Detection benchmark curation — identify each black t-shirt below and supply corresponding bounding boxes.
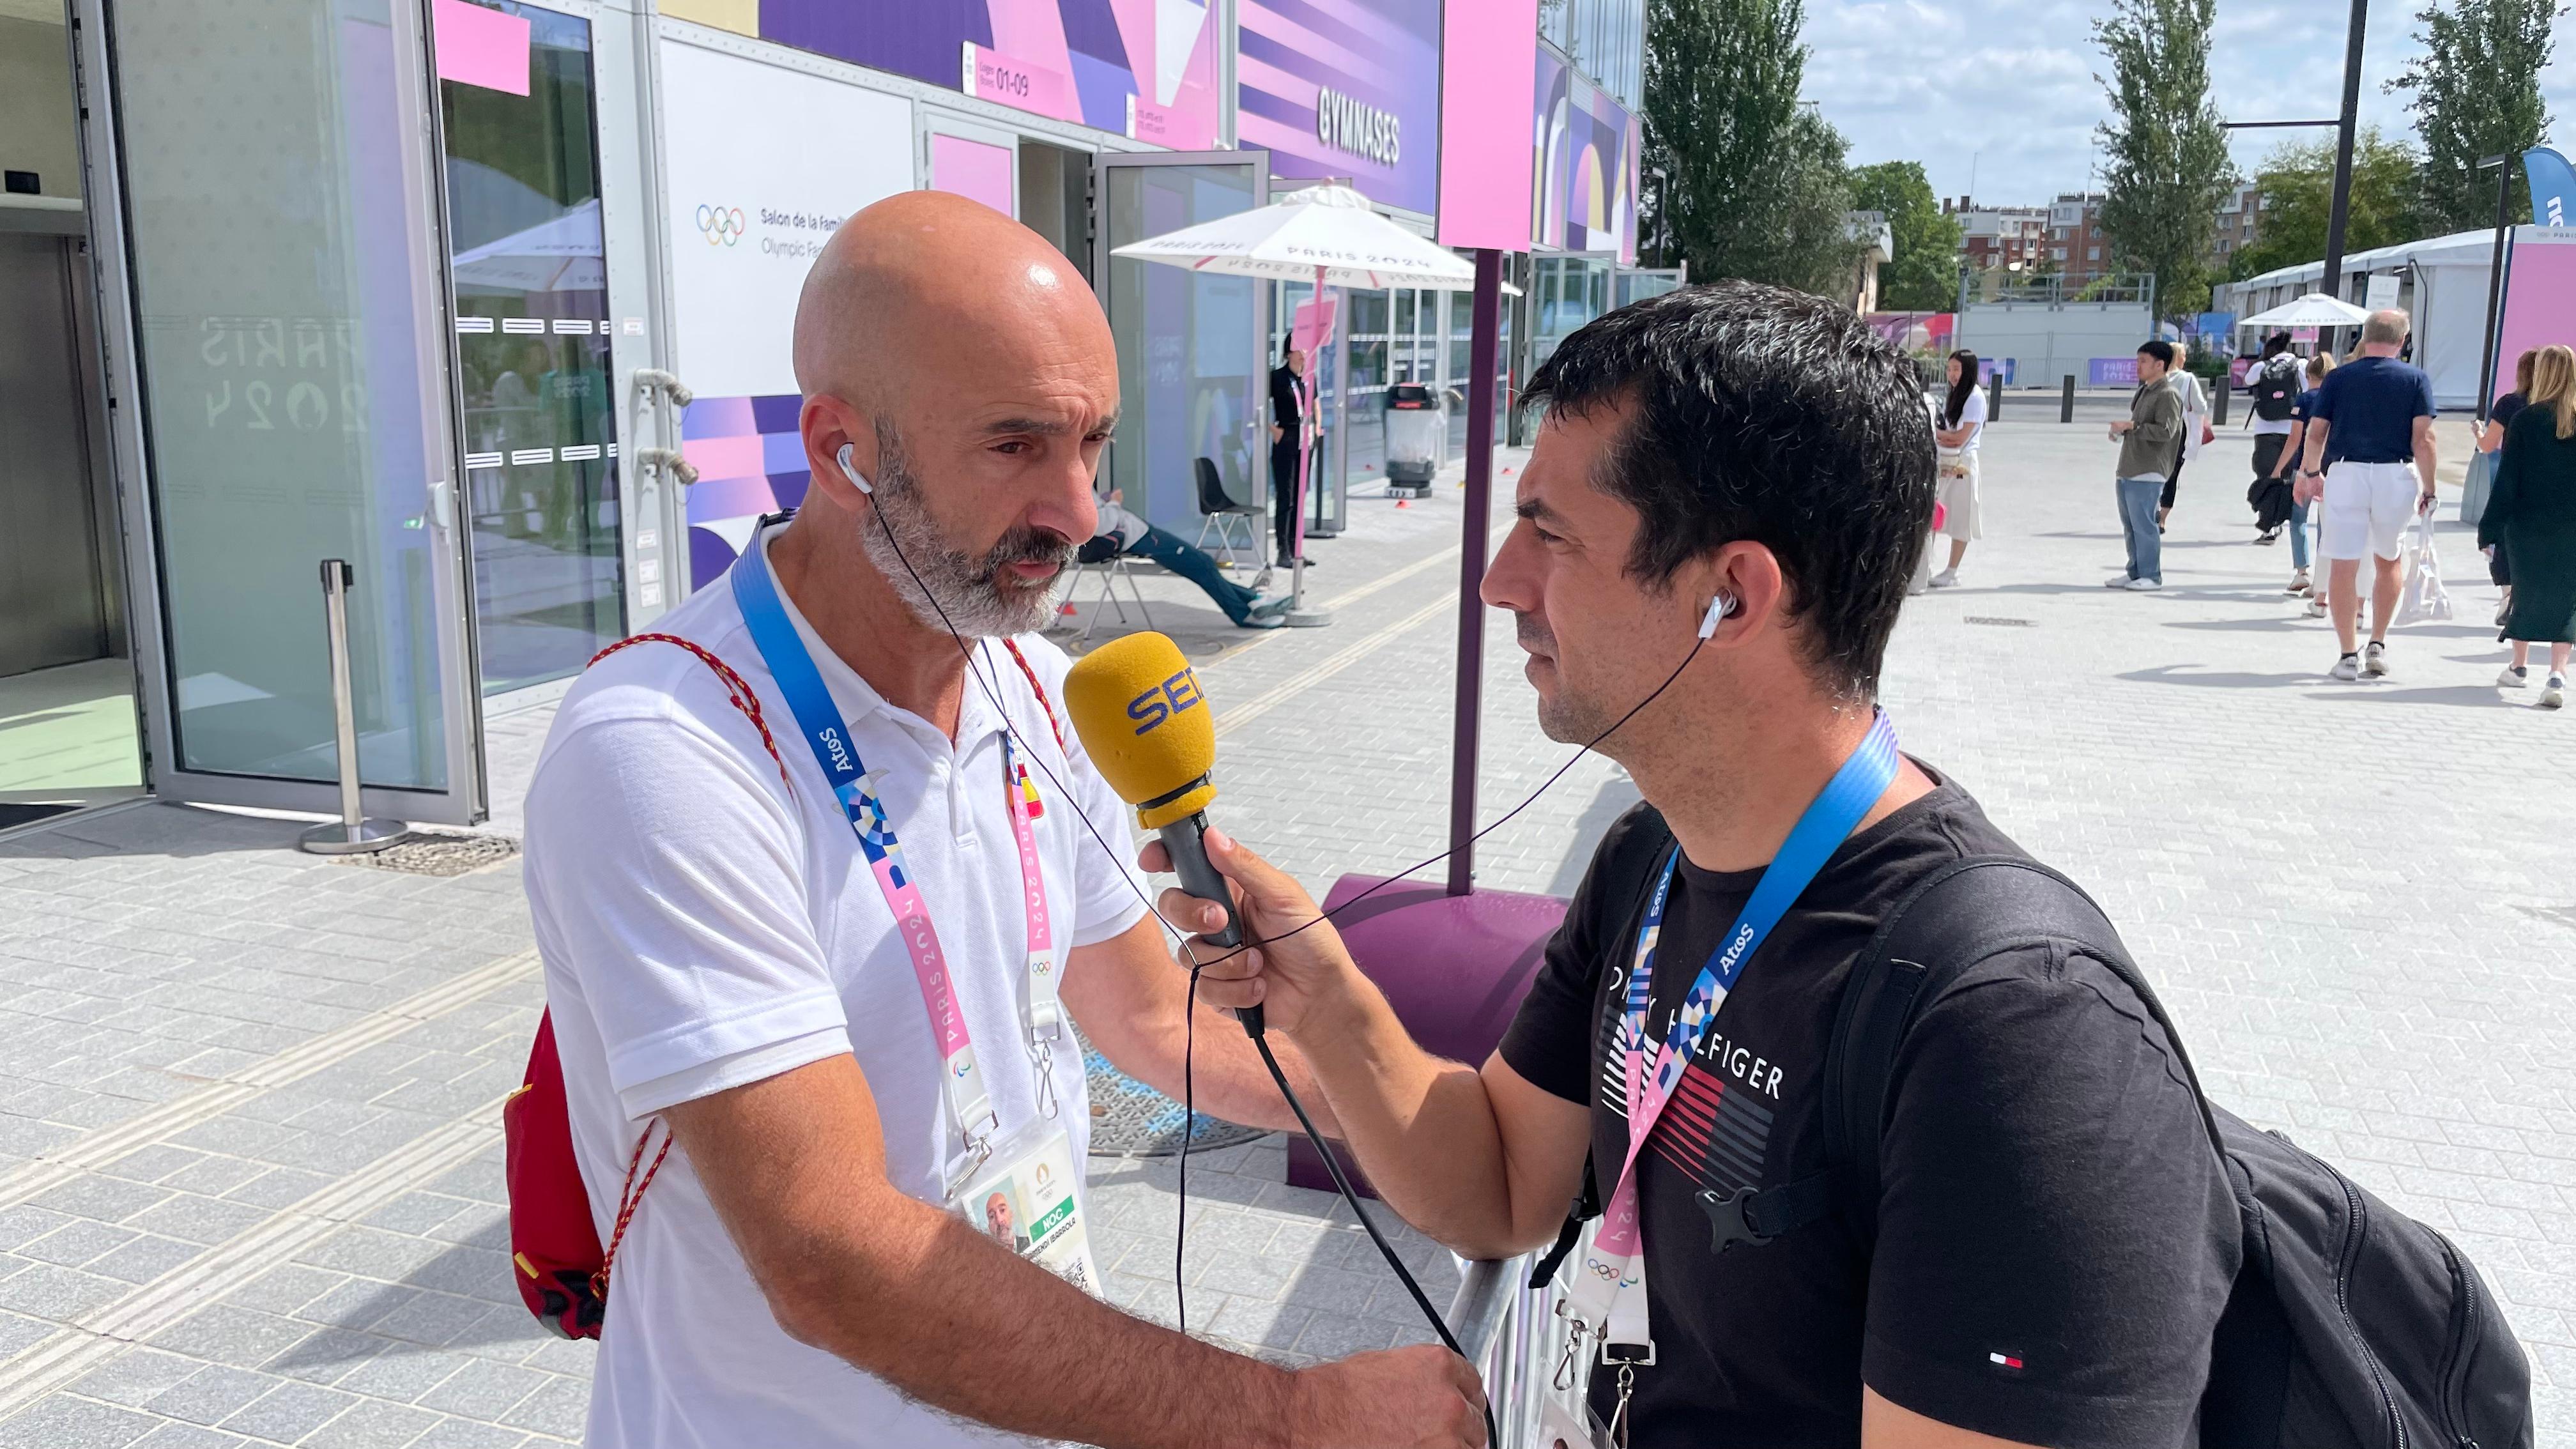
[1271,364,1303,436]
[2492,390,2528,433]
[1499,770,2237,1449]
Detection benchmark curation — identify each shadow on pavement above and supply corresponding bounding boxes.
[2117,665,2324,689]
[2302,686,2516,708]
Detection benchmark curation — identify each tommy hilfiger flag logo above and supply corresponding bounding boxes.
[1988,1352,2026,1371]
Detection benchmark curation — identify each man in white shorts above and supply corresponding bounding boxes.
[2294,309,2437,680]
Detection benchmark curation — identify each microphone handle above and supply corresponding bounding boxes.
[1157,814,1262,1038]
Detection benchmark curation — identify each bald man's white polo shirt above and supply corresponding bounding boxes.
[524,523,1145,1448]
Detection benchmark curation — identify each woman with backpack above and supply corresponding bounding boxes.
[2480,343,2576,707]
[1928,349,1986,588]
[2245,333,2302,544]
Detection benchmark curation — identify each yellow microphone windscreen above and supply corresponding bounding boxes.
[1063,632,1220,830]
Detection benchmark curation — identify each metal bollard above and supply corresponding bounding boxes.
[2062,374,2076,423]
[298,560,410,855]
[2215,373,2232,427]
[1986,371,2002,422]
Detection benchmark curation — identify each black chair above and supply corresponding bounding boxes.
[1192,456,1262,560]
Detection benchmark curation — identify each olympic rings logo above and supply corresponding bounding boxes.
[696,204,746,247]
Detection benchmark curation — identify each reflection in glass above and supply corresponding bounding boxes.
[1104,165,1259,536]
[441,1,625,696]
[112,0,450,786]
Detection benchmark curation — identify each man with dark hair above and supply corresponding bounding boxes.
[2107,341,2183,589]
[1148,282,2236,1448]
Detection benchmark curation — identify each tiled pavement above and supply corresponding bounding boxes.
[1,422,2571,1445]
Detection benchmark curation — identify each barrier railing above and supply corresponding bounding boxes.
[1445,1252,1571,1448]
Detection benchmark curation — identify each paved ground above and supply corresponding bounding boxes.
[0,417,2569,1446]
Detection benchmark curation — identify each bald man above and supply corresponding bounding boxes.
[523,194,1485,1448]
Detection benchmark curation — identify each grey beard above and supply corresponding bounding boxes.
[859,433,1073,638]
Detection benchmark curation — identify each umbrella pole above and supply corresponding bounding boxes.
[1445,248,1503,896]
[1285,263,1332,627]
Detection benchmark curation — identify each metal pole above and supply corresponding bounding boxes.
[2320,0,2368,302]
[298,560,410,855]
[2474,153,2514,422]
[1448,248,1503,898]
[2062,373,2076,422]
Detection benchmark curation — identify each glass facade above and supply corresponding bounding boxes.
[1538,0,1644,110]
[1275,278,1514,492]
[111,0,455,788]
[441,1,627,697]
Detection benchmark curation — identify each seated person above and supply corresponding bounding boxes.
[1081,489,1291,629]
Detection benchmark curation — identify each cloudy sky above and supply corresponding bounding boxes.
[1808,0,2576,207]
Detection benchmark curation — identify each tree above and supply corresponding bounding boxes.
[2092,0,2236,318]
[1641,0,1864,298]
[2390,0,2561,233]
[1847,160,1965,310]
[2229,129,2422,280]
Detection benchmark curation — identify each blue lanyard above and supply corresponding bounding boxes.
[1623,713,1903,1103]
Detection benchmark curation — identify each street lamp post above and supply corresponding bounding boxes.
[2474,153,2516,423]
[2223,0,2369,348]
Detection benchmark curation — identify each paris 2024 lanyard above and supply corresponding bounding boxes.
[732,536,1062,1190]
[1557,713,1900,1437]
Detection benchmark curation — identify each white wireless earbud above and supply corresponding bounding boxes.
[836,441,873,494]
[1698,592,1737,640]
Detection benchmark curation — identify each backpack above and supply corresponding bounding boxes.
[1538,847,2535,1448]
[503,615,1072,1340]
[2252,356,2301,422]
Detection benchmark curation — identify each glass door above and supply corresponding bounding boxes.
[76,0,485,825]
[1092,152,1267,547]
[436,0,628,698]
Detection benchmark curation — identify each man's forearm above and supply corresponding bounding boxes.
[2416,437,2437,493]
[1290,977,1532,1259]
[786,1186,1298,1449]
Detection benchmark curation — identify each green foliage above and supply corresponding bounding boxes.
[2390,0,2561,233]
[1641,0,1866,298]
[2229,129,2423,281]
[1848,160,1966,310]
[2093,0,2237,318]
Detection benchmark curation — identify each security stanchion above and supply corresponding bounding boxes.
[297,560,410,855]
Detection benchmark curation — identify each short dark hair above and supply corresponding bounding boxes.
[1520,280,1935,700]
[2264,332,2292,357]
[2138,340,2176,367]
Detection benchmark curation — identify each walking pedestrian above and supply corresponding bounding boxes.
[2158,341,2216,532]
[2108,341,2184,590]
[2474,350,2537,620]
[1270,343,1313,571]
[2295,309,2438,680]
[2480,343,2576,708]
[2245,334,2302,542]
[1927,348,1985,588]
[2273,353,2334,606]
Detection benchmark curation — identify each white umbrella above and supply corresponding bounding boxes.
[1111,185,1496,625]
[2236,291,2373,331]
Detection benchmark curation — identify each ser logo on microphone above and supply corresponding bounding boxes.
[1124,668,1204,735]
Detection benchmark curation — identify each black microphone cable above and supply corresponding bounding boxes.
[858,500,1704,1439]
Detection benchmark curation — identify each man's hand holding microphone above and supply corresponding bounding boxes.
[1063,634,1486,1449]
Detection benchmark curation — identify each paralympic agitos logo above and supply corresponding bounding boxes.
[696,204,746,247]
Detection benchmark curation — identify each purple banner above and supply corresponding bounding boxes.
[1238,0,1442,217]
[1532,46,1637,262]
[756,0,1218,147]
[2090,356,2139,386]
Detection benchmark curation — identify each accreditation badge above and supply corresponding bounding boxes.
[947,1122,1101,1298]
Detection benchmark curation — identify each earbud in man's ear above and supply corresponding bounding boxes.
[835,442,873,495]
[1698,592,1738,640]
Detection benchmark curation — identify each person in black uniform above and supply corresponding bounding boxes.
[1270,344,1311,567]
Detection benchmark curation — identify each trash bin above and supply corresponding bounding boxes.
[1383,383,1445,498]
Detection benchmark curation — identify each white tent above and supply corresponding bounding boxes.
[2214,229,2497,408]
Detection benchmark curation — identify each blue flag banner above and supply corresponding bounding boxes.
[2527,147,2575,229]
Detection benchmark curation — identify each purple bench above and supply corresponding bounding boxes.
[1282,874,1568,1197]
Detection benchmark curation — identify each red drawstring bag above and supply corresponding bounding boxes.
[502,629,1066,1339]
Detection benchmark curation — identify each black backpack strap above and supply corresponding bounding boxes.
[1819,856,2223,1241]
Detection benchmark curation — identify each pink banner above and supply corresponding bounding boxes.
[2494,234,2576,402]
[963,42,1081,124]
[432,0,530,96]
[931,133,1016,216]
[1435,0,1538,250]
